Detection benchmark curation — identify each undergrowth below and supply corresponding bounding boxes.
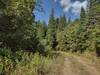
[0,48,64,75]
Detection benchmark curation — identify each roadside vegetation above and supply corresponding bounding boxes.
[0,48,65,75]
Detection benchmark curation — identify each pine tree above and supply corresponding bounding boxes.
[88,0,100,28]
[56,19,80,51]
[75,7,88,53]
[47,9,57,50]
[80,7,86,25]
[58,15,67,31]
[36,21,47,39]
[77,0,100,53]
[88,0,100,56]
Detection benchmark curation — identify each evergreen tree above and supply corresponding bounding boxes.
[57,20,80,51]
[87,0,100,29]
[75,7,88,53]
[36,21,47,53]
[47,9,57,50]
[88,0,100,55]
[58,15,67,31]
[55,18,60,31]
[75,0,100,53]
[36,21,47,39]
[80,7,86,25]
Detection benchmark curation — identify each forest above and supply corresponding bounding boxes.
[0,0,100,75]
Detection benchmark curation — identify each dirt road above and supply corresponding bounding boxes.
[62,54,100,75]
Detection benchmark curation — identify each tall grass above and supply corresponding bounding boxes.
[0,48,64,75]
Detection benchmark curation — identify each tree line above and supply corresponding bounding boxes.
[0,0,100,56]
[35,0,100,56]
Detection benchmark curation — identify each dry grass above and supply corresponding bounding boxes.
[73,51,100,73]
[60,52,100,75]
[0,50,65,75]
[47,54,65,75]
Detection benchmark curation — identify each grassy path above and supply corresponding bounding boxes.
[62,53,100,75]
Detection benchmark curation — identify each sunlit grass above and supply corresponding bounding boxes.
[0,48,65,75]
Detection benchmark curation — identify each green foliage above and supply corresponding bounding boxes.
[0,48,64,75]
[36,22,47,39]
[0,0,42,51]
[74,7,89,53]
[47,9,57,50]
[0,63,3,74]
[74,0,100,54]
[10,52,52,75]
[0,0,100,74]
[58,15,67,31]
[0,48,13,58]
[56,20,80,51]
[92,24,100,56]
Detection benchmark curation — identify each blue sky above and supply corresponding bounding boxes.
[34,0,88,24]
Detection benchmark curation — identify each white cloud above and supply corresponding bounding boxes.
[72,1,88,14]
[60,0,72,12]
[55,0,88,15]
[60,0,71,12]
